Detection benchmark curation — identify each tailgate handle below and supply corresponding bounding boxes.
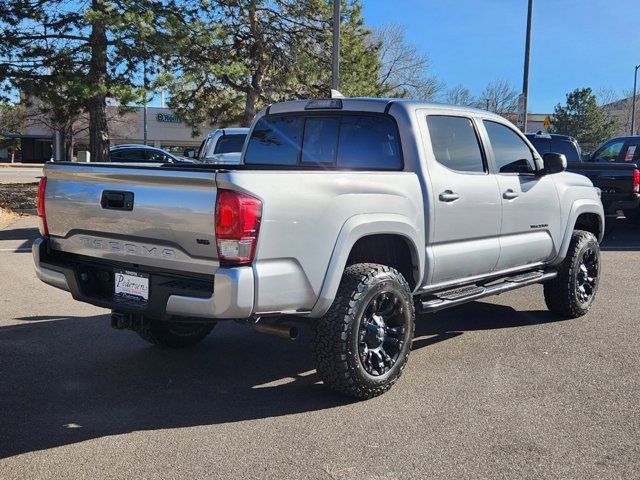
[101,191,134,211]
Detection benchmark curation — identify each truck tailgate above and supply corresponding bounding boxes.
[44,163,219,275]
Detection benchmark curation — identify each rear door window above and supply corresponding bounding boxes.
[244,114,402,170]
[426,115,485,173]
[622,141,640,162]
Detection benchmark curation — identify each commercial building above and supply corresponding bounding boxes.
[10,106,212,163]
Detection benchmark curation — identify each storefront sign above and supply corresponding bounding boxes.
[156,113,182,124]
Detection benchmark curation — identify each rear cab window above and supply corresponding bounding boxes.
[244,113,402,170]
[549,140,580,162]
[213,134,247,154]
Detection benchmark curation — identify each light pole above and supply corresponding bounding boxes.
[143,57,148,146]
[331,0,340,92]
[631,64,639,136]
[521,0,534,132]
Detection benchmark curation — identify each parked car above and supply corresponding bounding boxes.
[110,144,196,164]
[33,99,604,399]
[526,132,640,218]
[184,128,249,165]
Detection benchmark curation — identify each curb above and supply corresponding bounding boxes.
[0,164,45,168]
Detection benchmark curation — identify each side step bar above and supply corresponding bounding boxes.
[418,270,557,314]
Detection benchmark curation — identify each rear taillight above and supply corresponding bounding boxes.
[633,168,640,193]
[37,176,48,237]
[215,189,262,265]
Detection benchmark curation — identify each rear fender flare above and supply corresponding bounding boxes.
[309,213,423,317]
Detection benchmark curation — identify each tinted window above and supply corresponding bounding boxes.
[592,140,624,162]
[484,121,536,173]
[244,114,402,170]
[146,150,172,163]
[549,140,580,162]
[302,117,338,164]
[622,141,640,162]
[336,116,401,169]
[111,149,147,162]
[214,134,247,154]
[528,138,550,156]
[244,116,303,165]
[426,116,485,173]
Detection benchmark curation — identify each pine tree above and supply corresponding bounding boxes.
[552,88,618,152]
[162,0,383,130]
[0,0,187,160]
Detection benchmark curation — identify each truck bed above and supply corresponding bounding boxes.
[566,161,639,213]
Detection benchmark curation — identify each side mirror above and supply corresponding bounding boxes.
[183,147,196,158]
[541,152,567,174]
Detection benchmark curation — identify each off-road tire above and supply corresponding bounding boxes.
[136,318,216,348]
[544,230,600,318]
[313,263,415,399]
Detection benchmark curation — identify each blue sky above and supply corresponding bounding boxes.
[363,0,640,112]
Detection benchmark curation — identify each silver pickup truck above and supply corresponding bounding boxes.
[33,98,604,399]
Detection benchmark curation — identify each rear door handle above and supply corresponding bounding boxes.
[503,189,519,200]
[439,190,460,202]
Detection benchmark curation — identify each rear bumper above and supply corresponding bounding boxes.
[602,193,640,214]
[32,238,254,319]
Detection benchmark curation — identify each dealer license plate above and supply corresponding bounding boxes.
[114,270,149,302]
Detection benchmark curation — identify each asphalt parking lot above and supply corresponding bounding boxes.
[0,215,638,479]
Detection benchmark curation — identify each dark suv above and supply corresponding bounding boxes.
[525,132,582,162]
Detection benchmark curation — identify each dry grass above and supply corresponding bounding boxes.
[0,182,38,229]
[0,182,38,211]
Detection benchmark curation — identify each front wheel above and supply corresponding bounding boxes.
[136,318,216,348]
[313,263,415,399]
[544,230,600,318]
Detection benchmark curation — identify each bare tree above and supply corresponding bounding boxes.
[478,79,518,119]
[596,87,625,134]
[595,87,621,107]
[372,23,443,99]
[443,84,476,107]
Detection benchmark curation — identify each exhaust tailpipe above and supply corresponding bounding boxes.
[253,321,299,340]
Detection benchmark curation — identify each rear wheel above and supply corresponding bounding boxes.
[136,318,216,348]
[544,230,600,318]
[313,263,415,399]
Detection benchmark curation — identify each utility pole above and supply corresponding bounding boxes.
[332,0,340,92]
[631,64,639,136]
[520,0,534,132]
[143,57,148,145]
